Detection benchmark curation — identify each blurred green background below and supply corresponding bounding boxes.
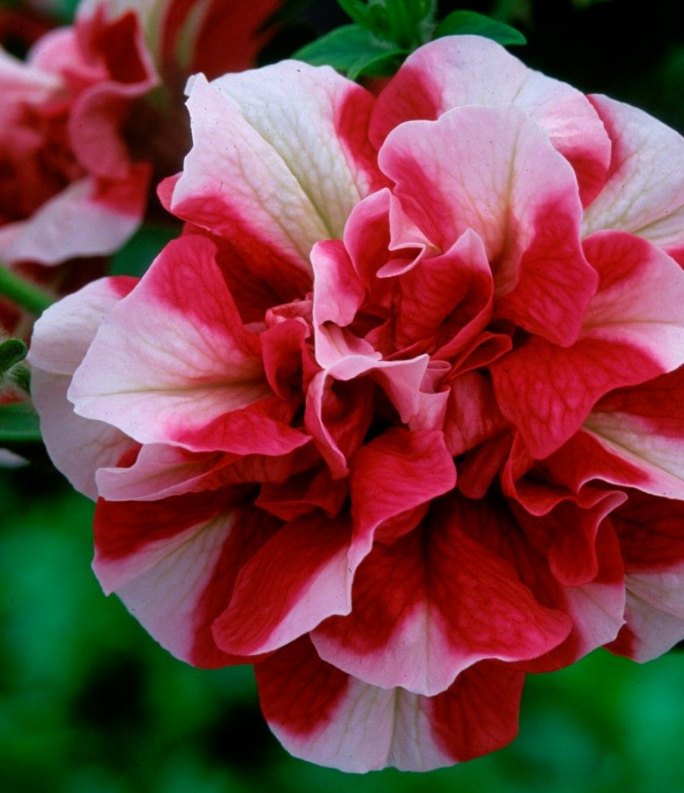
[4,0,684,790]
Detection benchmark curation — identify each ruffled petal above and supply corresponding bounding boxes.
[379,105,594,346]
[583,95,684,262]
[29,277,136,498]
[491,233,684,458]
[69,234,277,450]
[371,36,611,205]
[256,636,525,772]
[93,490,279,667]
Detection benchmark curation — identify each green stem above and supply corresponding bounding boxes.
[0,261,54,315]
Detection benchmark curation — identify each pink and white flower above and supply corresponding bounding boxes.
[29,35,684,771]
[0,3,156,268]
[0,0,281,337]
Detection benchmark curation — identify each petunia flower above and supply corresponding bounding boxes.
[29,35,684,771]
[0,4,156,269]
[0,0,281,337]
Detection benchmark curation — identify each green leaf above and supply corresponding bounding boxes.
[294,24,406,76]
[10,364,31,396]
[337,0,375,28]
[383,0,437,47]
[335,0,438,49]
[0,403,42,444]
[348,50,407,79]
[0,339,28,377]
[111,224,178,278]
[434,10,526,45]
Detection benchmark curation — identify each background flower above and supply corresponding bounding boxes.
[0,0,282,340]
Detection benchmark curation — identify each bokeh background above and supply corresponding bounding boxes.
[3,0,684,790]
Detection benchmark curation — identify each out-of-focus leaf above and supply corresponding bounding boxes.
[0,403,41,443]
[435,10,526,45]
[9,365,30,396]
[335,0,437,50]
[337,0,375,28]
[572,0,612,6]
[111,224,178,278]
[0,339,27,377]
[294,24,406,77]
[348,49,406,78]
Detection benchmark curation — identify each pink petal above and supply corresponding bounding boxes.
[215,431,454,659]
[69,234,273,450]
[159,0,281,78]
[326,348,431,424]
[608,589,684,662]
[209,62,382,233]
[342,188,394,296]
[31,371,133,501]
[371,36,611,205]
[0,168,150,266]
[96,444,227,501]
[612,490,684,571]
[68,8,159,180]
[606,490,684,659]
[491,233,684,458]
[505,473,627,587]
[394,229,494,354]
[168,63,380,293]
[443,371,509,457]
[256,636,525,772]
[348,427,456,563]
[462,493,624,671]
[585,366,684,499]
[555,524,626,664]
[584,95,684,262]
[546,428,684,501]
[261,315,311,400]
[28,277,136,498]
[304,372,374,478]
[166,74,314,292]
[256,466,347,522]
[29,276,136,376]
[211,513,353,656]
[616,564,684,662]
[93,491,279,667]
[96,441,317,503]
[0,47,61,113]
[379,106,594,346]
[313,493,569,695]
[311,239,366,333]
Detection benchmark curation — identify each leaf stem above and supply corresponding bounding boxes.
[0,261,54,315]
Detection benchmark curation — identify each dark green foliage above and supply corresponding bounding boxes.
[0,340,27,377]
[293,24,406,77]
[0,402,41,445]
[434,10,526,43]
[294,0,525,78]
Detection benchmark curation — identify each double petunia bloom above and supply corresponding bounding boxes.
[29,36,684,771]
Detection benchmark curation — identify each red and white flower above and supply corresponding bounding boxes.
[29,36,684,771]
[0,3,156,268]
[0,0,281,337]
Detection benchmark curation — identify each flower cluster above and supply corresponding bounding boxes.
[30,36,684,771]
